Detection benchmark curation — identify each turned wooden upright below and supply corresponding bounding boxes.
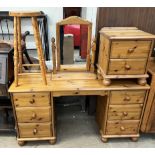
[9,11,47,86]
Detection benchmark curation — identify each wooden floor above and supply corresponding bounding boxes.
[9,72,150,96]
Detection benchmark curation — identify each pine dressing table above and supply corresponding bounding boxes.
[8,12,151,145]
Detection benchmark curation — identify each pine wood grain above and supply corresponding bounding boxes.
[97,27,155,86]
[108,59,147,75]
[108,104,143,120]
[18,122,52,138]
[110,90,146,104]
[9,11,42,17]
[100,28,155,40]
[17,17,22,73]
[32,17,47,85]
[106,120,139,135]
[13,92,50,107]
[111,40,151,59]
[8,73,150,93]
[51,38,57,74]
[56,16,92,72]
[13,16,18,87]
[16,107,51,123]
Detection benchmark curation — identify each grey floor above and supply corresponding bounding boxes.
[0,105,155,148]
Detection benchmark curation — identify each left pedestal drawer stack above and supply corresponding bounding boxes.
[11,92,56,146]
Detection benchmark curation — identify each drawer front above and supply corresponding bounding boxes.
[108,104,143,120]
[16,107,51,123]
[106,120,139,135]
[13,92,50,107]
[110,90,146,104]
[18,123,52,138]
[111,40,151,59]
[108,59,146,75]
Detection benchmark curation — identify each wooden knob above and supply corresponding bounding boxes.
[51,37,55,43]
[29,99,35,104]
[33,128,38,135]
[32,113,37,119]
[124,96,131,101]
[120,126,125,131]
[128,48,134,53]
[123,111,128,116]
[125,64,131,70]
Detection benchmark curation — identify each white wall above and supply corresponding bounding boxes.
[0,7,63,37]
[1,7,63,59]
[0,7,97,59]
[82,7,97,37]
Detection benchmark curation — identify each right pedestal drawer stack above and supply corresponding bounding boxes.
[96,87,149,142]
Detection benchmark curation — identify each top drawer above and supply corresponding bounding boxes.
[110,90,146,104]
[13,92,50,107]
[111,40,151,59]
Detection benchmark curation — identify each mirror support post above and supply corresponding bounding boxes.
[52,37,57,74]
[90,38,96,72]
[56,23,60,71]
[86,23,92,71]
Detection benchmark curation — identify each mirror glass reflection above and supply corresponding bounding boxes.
[60,24,88,65]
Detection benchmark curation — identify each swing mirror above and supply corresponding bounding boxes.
[55,16,92,72]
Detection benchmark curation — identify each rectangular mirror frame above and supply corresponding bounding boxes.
[55,16,92,72]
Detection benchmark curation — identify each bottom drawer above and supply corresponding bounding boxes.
[108,59,146,75]
[18,123,52,138]
[106,120,139,135]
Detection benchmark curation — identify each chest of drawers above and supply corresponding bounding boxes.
[97,27,155,86]
[96,89,148,142]
[11,92,56,146]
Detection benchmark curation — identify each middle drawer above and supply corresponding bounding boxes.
[108,104,143,120]
[16,107,51,123]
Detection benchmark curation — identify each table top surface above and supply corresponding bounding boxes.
[100,27,155,39]
[8,72,150,94]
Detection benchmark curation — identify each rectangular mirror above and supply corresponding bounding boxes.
[61,24,88,65]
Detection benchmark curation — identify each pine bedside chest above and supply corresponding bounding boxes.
[97,27,155,86]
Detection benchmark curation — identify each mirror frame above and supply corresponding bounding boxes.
[56,16,92,72]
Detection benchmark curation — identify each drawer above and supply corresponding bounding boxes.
[13,92,50,107]
[111,40,151,59]
[16,107,51,123]
[108,59,146,75]
[108,104,143,120]
[18,122,52,138]
[106,120,139,135]
[110,90,146,104]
